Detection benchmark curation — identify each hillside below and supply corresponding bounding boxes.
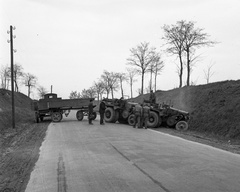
[0,89,34,130]
[133,80,240,140]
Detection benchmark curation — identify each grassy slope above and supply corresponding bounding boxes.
[0,89,34,130]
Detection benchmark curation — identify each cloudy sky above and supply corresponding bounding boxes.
[0,0,240,99]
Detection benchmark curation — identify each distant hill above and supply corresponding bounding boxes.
[132,80,240,140]
[0,89,34,130]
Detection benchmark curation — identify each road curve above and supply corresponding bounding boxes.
[25,111,240,192]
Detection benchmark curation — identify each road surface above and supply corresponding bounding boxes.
[25,111,240,192]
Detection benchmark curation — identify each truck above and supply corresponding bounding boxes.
[102,98,189,130]
[34,93,97,123]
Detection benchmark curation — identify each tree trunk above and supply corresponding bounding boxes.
[141,72,144,95]
[130,82,133,98]
[150,70,153,91]
[154,72,157,92]
[178,54,183,88]
[186,50,190,86]
[28,86,30,97]
[120,80,124,98]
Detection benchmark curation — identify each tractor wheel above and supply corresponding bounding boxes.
[176,121,189,131]
[127,114,135,126]
[52,112,62,122]
[92,112,97,120]
[148,111,159,128]
[76,110,84,121]
[104,107,115,122]
[166,115,177,127]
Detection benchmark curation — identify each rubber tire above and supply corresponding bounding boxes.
[166,115,177,127]
[92,112,97,120]
[148,111,159,128]
[127,114,135,126]
[176,121,189,131]
[76,110,84,121]
[52,112,62,122]
[104,107,115,122]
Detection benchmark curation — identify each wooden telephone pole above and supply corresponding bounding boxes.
[8,25,16,128]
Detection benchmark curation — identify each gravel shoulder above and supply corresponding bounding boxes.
[0,122,50,192]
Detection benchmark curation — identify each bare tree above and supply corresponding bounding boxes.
[101,70,119,99]
[153,54,164,92]
[81,87,97,98]
[108,72,119,99]
[126,68,137,98]
[162,20,217,87]
[127,42,156,95]
[0,64,10,89]
[116,72,128,98]
[162,22,185,88]
[13,63,24,92]
[37,86,48,99]
[204,63,215,84]
[94,80,105,101]
[101,70,111,98]
[181,21,217,86]
[24,73,37,97]
[69,91,81,99]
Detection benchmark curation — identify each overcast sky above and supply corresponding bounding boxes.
[1,0,240,99]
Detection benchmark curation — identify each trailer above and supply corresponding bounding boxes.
[34,93,96,123]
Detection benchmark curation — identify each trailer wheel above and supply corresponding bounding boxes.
[92,112,97,120]
[167,115,177,127]
[127,114,135,126]
[40,116,44,122]
[76,110,84,121]
[148,111,159,128]
[52,112,62,122]
[104,107,115,122]
[176,121,189,131]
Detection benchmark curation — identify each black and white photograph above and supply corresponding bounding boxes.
[0,0,240,191]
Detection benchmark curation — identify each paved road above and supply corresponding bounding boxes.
[25,111,240,192]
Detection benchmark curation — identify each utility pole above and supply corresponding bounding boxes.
[7,25,16,129]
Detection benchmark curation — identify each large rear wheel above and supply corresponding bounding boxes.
[148,111,159,128]
[104,107,115,122]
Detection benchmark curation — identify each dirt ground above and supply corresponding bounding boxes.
[0,122,240,192]
[0,122,49,192]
